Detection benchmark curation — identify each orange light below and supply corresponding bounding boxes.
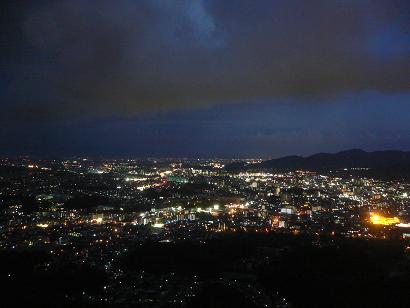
[370,213,399,225]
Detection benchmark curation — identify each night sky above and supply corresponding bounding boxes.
[1,0,409,158]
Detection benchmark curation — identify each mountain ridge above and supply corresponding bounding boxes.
[225,149,410,180]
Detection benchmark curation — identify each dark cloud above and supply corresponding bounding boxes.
[1,0,409,121]
[2,91,409,157]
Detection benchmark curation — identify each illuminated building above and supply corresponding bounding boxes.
[369,213,400,226]
[36,223,49,228]
[91,213,104,224]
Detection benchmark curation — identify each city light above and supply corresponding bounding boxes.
[152,223,164,228]
[92,217,103,224]
[370,213,400,226]
[36,223,49,228]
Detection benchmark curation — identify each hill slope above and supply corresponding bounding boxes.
[225,149,410,180]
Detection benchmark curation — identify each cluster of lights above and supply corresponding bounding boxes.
[91,217,103,224]
[36,223,49,228]
[370,213,400,226]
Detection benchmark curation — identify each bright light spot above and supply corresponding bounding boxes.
[370,213,400,225]
[92,217,103,224]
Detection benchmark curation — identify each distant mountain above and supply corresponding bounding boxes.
[225,149,410,180]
